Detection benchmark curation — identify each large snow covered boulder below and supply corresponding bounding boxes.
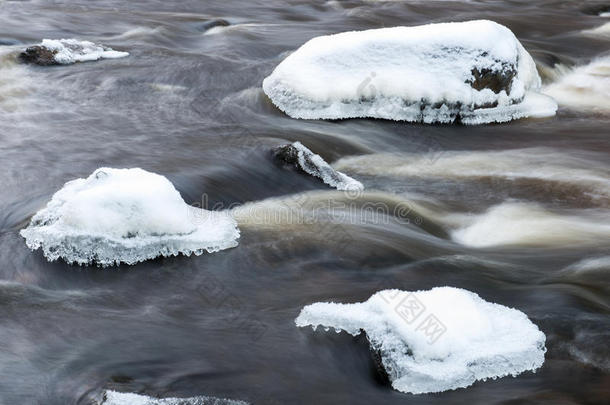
[296,286,546,394]
[273,141,363,191]
[263,20,557,124]
[20,168,239,266]
[19,39,128,66]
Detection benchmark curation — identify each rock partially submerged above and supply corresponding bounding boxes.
[99,390,249,405]
[296,287,546,394]
[263,20,557,124]
[197,19,231,32]
[20,168,239,267]
[19,39,128,66]
[273,142,363,191]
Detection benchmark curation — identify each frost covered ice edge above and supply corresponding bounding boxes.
[263,20,557,124]
[20,168,240,267]
[99,390,249,405]
[295,286,546,394]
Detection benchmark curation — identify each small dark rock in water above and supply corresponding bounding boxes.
[273,143,301,167]
[109,375,133,384]
[272,142,363,191]
[197,19,230,32]
[18,45,59,66]
[0,38,21,46]
[580,4,610,15]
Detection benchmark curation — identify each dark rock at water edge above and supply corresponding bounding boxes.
[272,142,363,191]
[197,19,230,32]
[273,143,301,167]
[357,332,392,387]
[580,4,610,15]
[18,45,59,66]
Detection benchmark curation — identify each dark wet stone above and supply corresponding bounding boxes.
[273,143,300,167]
[197,19,230,32]
[18,45,59,66]
[272,142,348,188]
[469,63,517,94]
[109,375,133,384]
[581,5,610,15]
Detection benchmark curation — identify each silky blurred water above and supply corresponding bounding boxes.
[0,0,609,404]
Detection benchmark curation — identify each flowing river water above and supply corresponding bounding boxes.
[0,0,609,404]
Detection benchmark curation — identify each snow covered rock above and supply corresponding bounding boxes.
[263,20,557,124]
[296,287,546,394]
[19,39,128,66]
[273,141,363,191]
[20,168,239,267]
[99,390,249,405]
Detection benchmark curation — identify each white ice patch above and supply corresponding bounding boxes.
[20,168,239,266]
[543,56,610,113]
[100,390,249,405]
[290,142,363,191]
[263,20,557,124]
[39,39,129,64]
[451,202,610,248]
[296,286,546,394]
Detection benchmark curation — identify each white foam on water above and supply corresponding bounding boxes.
[263,20,557,124]
[101,390,248,405]
[450,202,610,248]
[334,148,610,200]
[111,27,165,40]
[290,142,364,191]
[230,189,436,230]
[38,39,129,64]
[582,22,610,38]
[296,286,546,394]
[543,56,610,112]
[20,168,240,267]
[0,48,32,112]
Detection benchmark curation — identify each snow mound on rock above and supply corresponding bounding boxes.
[263,20,557,124]
[20,168,239,267]
[296,286,546,394]
[22,39,128,65]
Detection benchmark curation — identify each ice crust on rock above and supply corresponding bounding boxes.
[273,141,363,191]
[296,286,546,394]
[100,390,249,405]
[20,39,128,65]
[263,20,557,124]
[20,168,239,267]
